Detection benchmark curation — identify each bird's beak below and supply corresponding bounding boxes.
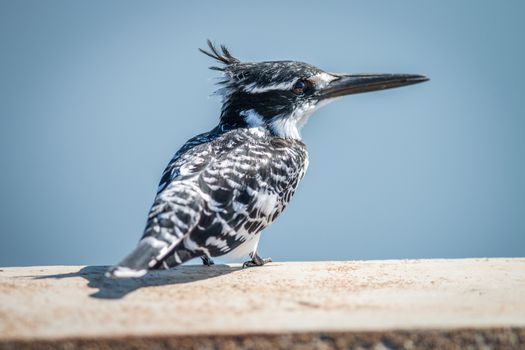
[319,73,429,100]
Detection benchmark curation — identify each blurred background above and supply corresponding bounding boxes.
[0,1,524,267]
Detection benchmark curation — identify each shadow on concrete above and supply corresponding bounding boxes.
[34,264,241,299]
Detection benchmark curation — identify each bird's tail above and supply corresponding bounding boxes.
[106,183,202,278]
[105,237,175,278]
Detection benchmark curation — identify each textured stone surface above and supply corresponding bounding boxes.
[0,259,524,349]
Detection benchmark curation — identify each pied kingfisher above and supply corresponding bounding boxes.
[107,40,428,277]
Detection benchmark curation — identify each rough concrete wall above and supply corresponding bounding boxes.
[2,329,525,350]
[1,259,524,349]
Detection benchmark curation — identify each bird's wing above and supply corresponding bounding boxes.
[182,135,309,258]
[106,129,251,277]
[156,130,220,194]
[107,129,307,277]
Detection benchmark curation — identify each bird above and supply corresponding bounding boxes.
[106,40,428,278]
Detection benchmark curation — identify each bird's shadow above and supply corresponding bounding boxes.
[33,264,241,300]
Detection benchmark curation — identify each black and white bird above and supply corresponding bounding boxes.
[107,41,428,278]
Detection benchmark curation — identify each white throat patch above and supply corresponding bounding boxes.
[270,98,335,140]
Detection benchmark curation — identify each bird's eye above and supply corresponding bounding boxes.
[292,80,307,95]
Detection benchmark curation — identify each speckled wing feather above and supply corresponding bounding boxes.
[170,130,308,263]
[107,127,308,277]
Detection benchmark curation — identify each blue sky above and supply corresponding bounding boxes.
[0,1,524,266]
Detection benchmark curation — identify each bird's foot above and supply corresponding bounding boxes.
[201,256,215,266]
[242,253,272,268]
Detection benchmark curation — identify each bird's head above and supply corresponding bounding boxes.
[200,41,428,139]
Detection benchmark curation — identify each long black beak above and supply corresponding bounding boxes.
[319,74,429,100]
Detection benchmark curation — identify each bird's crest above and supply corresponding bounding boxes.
[199,40,240,71]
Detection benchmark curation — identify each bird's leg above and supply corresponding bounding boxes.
[201,256,215,266]
[242,252,272,268]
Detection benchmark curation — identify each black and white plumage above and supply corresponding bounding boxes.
[107,40,428,277]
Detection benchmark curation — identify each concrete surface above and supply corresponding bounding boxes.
[0,258,524,349]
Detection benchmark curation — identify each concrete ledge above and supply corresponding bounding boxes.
[3,329,525,350]
[1,259,524,349]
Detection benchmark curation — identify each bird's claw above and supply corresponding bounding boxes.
[242,256,272,269]
[201,256,215,266]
